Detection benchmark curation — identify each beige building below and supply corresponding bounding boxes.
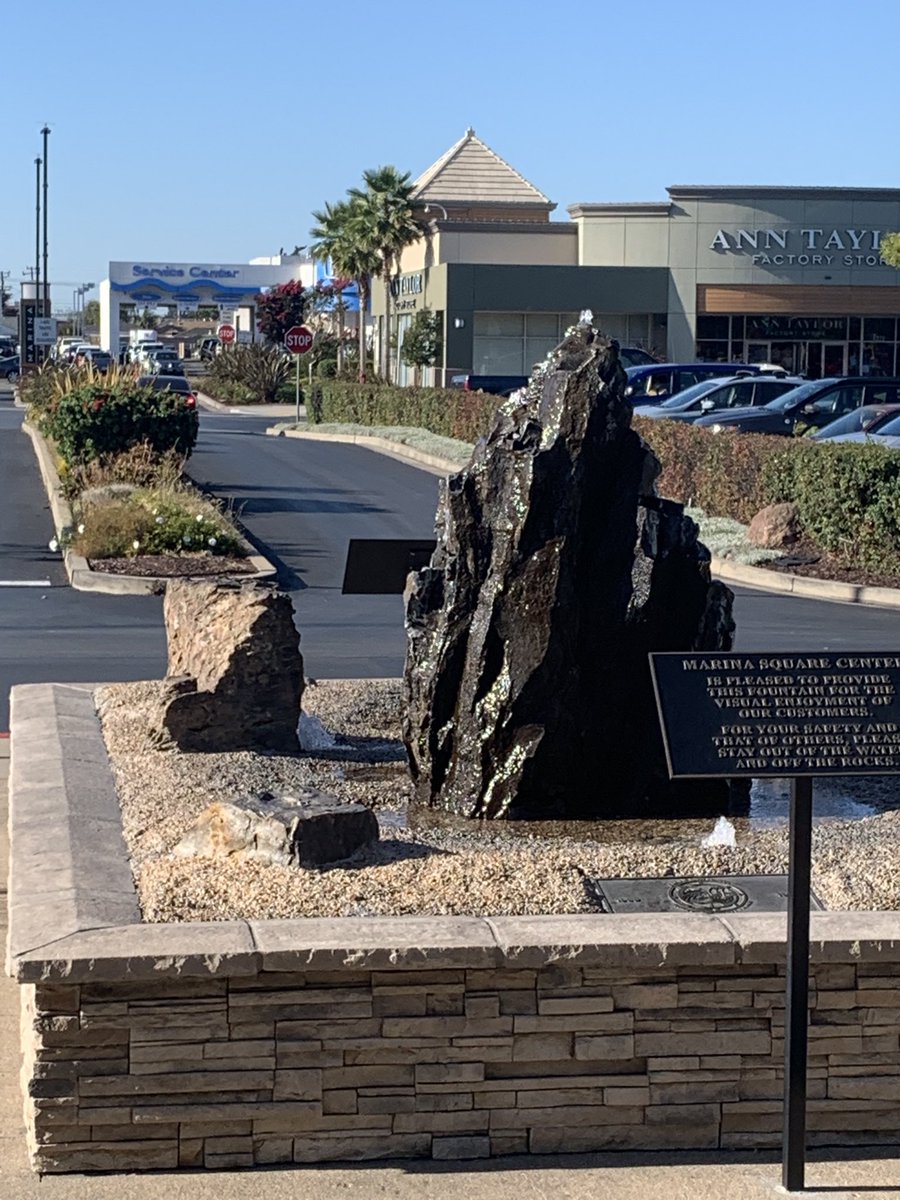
[377,130,900,384]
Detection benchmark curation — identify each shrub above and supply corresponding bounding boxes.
[762,439,900,574]
[39,379,198,466]
[205,343,291,403]
[635,418,900,576]
[72,483,245,560]
[62,442,185,501]
[315,381,497,443]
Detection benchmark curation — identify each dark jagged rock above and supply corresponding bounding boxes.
[402,324,736,819]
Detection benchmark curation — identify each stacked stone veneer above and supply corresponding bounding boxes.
[19,952,900,1172]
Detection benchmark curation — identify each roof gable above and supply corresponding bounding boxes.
[413,128,552,208]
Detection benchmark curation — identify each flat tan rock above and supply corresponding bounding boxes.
[172,790,378,868]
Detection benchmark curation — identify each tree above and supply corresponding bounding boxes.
[83,300,100,328]
[400,309,441,385]
[348,166,424,382]
[310,198,380,383]
[255,281,308,345]
[881,233,900,268]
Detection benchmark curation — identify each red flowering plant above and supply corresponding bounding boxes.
[255,281,310,345]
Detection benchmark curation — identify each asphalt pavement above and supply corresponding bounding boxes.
[184,411,443,679]
[0,394,165,729]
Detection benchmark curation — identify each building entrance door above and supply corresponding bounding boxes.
[800,343,846,379]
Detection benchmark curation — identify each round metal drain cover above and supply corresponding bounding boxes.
[668,878,751,914]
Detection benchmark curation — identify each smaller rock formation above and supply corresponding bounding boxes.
[149,580,303,753]
[747,502,802,549]
[173,789,378,868]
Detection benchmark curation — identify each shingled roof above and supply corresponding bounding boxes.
[413,128,554,213]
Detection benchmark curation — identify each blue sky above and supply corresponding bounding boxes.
[3,0,897,312]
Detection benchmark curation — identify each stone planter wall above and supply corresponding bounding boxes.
[8,683,900,1173]
[19,953,900,1172]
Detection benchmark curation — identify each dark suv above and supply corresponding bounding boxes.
[694,378,900,435]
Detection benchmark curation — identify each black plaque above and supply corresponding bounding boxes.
[649,651,900,778]
[588,875,821,915]
[341,538,437,595]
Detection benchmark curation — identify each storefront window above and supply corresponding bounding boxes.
[697,316,729,340]
[475,313,524,338]
[526,314,558,337]
[696,340,731,362]
[864,318,895,343]
[861,342,894,376]
[473,311,658,374]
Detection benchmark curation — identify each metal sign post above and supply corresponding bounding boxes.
[649,651,900,1195]
[783,775,813,1192]
[295,352,301,424]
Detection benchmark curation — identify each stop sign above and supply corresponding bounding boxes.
[285,325,313,354]
[218,324,236,344]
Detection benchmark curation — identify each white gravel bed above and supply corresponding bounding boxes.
[95,680,900,922]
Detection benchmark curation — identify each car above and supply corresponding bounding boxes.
[694,378,900,436]
[129,341,166,365]
[0,353,20,382]
[624,362,771,404]
[198,336,221,363]
[811,409,900,448]
[146,349,183,376]
[635,375,804,422]
[73,346,112,371]
[617,346,659,368]
[137,374,197,408]
[810,404,900,441]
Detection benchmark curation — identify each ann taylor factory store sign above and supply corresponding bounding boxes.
[710,228,889,267]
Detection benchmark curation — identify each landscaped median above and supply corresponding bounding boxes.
[19,364,275,594]
[7,681,900,1172]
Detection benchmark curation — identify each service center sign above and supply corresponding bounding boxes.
[650,652,900,778]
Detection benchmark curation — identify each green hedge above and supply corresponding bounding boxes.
[312,381,498,444]
[40,381,199,465]
[635,417,900,576]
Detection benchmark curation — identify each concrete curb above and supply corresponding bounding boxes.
[267,425,467,475]
[265,425,900,610]
[23,419,277,594]
[197,390,302,419]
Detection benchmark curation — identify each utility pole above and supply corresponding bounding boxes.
[41,126,50,318]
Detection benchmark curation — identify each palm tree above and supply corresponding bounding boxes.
[310,201,350,373]
[310,199,380,383]
[348,167,425,382]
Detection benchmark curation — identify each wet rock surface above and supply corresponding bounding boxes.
[403,324,735,820]
[149,579,304,753]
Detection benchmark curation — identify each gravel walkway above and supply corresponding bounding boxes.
[95,680,900,922]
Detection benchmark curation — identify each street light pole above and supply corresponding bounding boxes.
[41,126,50,319]
[34,157,41,317]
